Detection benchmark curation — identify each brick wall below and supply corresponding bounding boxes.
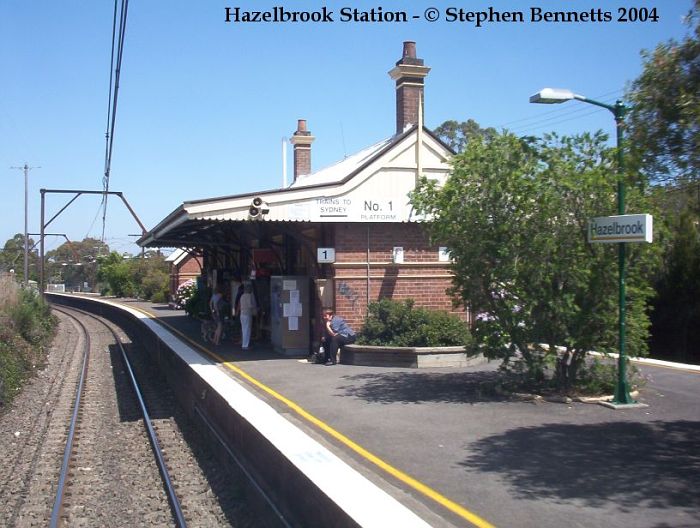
[294,147,311,179]
[332,223,464,330]
[396,85,422,134]
[169,255,202,297]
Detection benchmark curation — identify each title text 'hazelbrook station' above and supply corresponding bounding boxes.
[224,6,659,26]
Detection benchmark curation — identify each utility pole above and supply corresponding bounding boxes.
[10,163,40,287]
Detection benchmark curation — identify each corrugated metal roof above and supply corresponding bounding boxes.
[289,136,394,189]
[138,127,453,248]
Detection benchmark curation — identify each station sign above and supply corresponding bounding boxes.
[588,214,653,244]
[317,247,336,263]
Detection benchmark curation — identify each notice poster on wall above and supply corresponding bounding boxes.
[283,299,302,318]
[271,276,309,355]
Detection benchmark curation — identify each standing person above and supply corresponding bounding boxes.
[321,309,356,365]
[209,286,224,346]
[238,282,257,350]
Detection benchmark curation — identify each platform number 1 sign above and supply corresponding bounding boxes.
[317,248,336,263]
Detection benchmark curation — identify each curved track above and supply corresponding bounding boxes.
[0,305,262,527]
[49,305,186,527]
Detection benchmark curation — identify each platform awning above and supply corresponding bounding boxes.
[138,126,452,249]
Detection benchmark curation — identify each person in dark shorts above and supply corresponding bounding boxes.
[321,309,356,365]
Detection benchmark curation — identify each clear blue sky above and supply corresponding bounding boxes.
[0,0,694,256]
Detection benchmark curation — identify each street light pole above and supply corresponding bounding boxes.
[530,89,634,404]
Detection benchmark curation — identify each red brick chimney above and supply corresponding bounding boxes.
[389,41,431,135]
[290,119,315,180]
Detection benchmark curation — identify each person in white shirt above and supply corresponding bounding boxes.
[238,282,257,349]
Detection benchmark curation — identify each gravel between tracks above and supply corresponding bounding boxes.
[0,307,261,527]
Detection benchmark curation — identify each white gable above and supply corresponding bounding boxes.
[184,128,451,225]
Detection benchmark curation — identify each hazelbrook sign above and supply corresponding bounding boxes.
[588,214,653,244]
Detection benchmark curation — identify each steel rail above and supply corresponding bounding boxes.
[50,306,187,528]
[49,307,91,528]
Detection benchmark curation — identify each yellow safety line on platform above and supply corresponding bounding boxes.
[132,306,495,528]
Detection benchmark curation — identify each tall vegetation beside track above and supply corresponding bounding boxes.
[96,251,170,303]
[0,274,57,410]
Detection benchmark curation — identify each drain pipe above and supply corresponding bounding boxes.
[366,225,371,306]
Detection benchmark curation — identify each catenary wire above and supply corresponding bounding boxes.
[101,0,130,244]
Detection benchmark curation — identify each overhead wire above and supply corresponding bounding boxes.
[85,202,107,241]
[101,0,130,246]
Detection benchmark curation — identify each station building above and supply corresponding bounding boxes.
[165,248,202,298]
[138,41,463,354]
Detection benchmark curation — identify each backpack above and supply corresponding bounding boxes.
[309,346,326,364]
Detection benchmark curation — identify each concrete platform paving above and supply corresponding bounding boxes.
[117,299,700,528]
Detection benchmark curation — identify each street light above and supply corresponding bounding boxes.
[530,87,634,405]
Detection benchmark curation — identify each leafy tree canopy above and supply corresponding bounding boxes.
[0,234,38,281]
[96,250,169,302]
[45,238,109,291]
[626,0,700,186]
[411,130,661,389]
[433,119,497,153]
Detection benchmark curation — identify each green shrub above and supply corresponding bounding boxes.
[0,277,57,410]
[151,290,168,304]
[8,288,56,345]
[139,268,169,302]
[358,299,472,348]
[185,285,210,318]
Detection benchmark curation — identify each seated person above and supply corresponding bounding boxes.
[321,309,356,365]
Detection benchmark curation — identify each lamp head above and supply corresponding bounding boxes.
[529,88,576,104]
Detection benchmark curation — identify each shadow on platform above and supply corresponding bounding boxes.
[461,420,700,514]
[336,370,505,404]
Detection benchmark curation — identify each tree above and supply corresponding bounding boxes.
[649,207,700,363]
[626,1,700,186]
[0,234,38,282]
[411,131,661,390]
[95,250,169,302]
[625,1,700,364]
[96,251,135,297]
[45,238,109,291]
[433,119,497,153]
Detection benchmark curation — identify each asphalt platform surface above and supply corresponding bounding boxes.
[123,300,700,528]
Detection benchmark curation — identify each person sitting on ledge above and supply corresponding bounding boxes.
[321,308,356,365]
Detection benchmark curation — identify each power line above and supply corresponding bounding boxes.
[102,0,130,244]
[497,89,624,130]
[508,106,610,136]
[495,90,625,136]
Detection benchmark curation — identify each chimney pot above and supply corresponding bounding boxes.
[403,41,416,59]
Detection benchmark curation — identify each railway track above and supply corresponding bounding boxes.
[0,305,263,527]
